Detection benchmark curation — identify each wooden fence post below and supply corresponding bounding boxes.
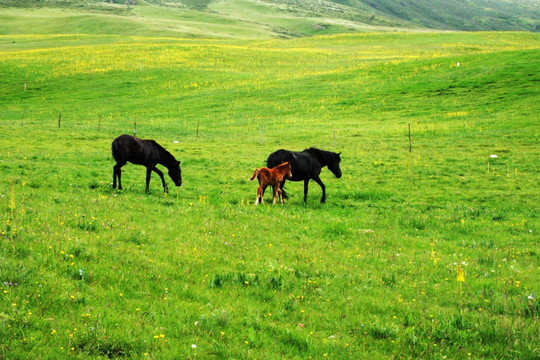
[408,123,412,153]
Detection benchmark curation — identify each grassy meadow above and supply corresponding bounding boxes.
[0,31,539,359]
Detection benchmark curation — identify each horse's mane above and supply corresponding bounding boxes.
[149,140,177,165]
[303,147,341,166]
[303,148,328,164]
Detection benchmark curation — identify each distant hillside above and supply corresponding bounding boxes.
[149,0,540,31]
[0,0,538,38]
[330,0,540,31]
[257,0,540,31]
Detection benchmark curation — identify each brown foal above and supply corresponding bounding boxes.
[249,162,292,205]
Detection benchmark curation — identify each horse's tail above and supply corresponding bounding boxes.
[111,137,121,162]
[249,169,261,181]
[267,151,284,168]
[112,134,132,163]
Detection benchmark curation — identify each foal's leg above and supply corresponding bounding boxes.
[277,183,284,204]
[255,178,266,205]
[256,184,265,205]
[272,184,280,204]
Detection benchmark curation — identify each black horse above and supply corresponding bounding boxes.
[112,134,182,193]
[266,148,342,203]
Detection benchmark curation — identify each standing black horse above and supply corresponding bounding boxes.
[112,134,182,193]
[266,148,342,203]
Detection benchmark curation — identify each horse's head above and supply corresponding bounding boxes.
[328,152,342,178]
[168,161,182,186]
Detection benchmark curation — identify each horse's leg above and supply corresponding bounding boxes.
[303,179,310,202]
[279,179,287,200]
[312,176,326,203]
[277,184,284,204]
[272,185,278,204]
[151,166,168,193]
[145,167,152,193]
[113,163,124,190]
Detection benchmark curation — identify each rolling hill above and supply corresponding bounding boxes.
[0,0,538,39]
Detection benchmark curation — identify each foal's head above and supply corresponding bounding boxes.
[168,161,182,186]
[281,162,292,179]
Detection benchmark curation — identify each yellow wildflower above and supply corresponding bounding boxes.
[457,266,465,282]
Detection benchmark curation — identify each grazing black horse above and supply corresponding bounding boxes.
[266,148,342,203]
[112,134,182,193]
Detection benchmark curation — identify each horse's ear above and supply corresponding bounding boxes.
[338,152,341,156]
[177,161,181,165]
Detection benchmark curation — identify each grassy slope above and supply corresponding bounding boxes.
[0,31,539,359]
[0,0,408,39]
[0,6,284,39]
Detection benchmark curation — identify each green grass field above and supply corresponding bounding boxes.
[0,30,539,359]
